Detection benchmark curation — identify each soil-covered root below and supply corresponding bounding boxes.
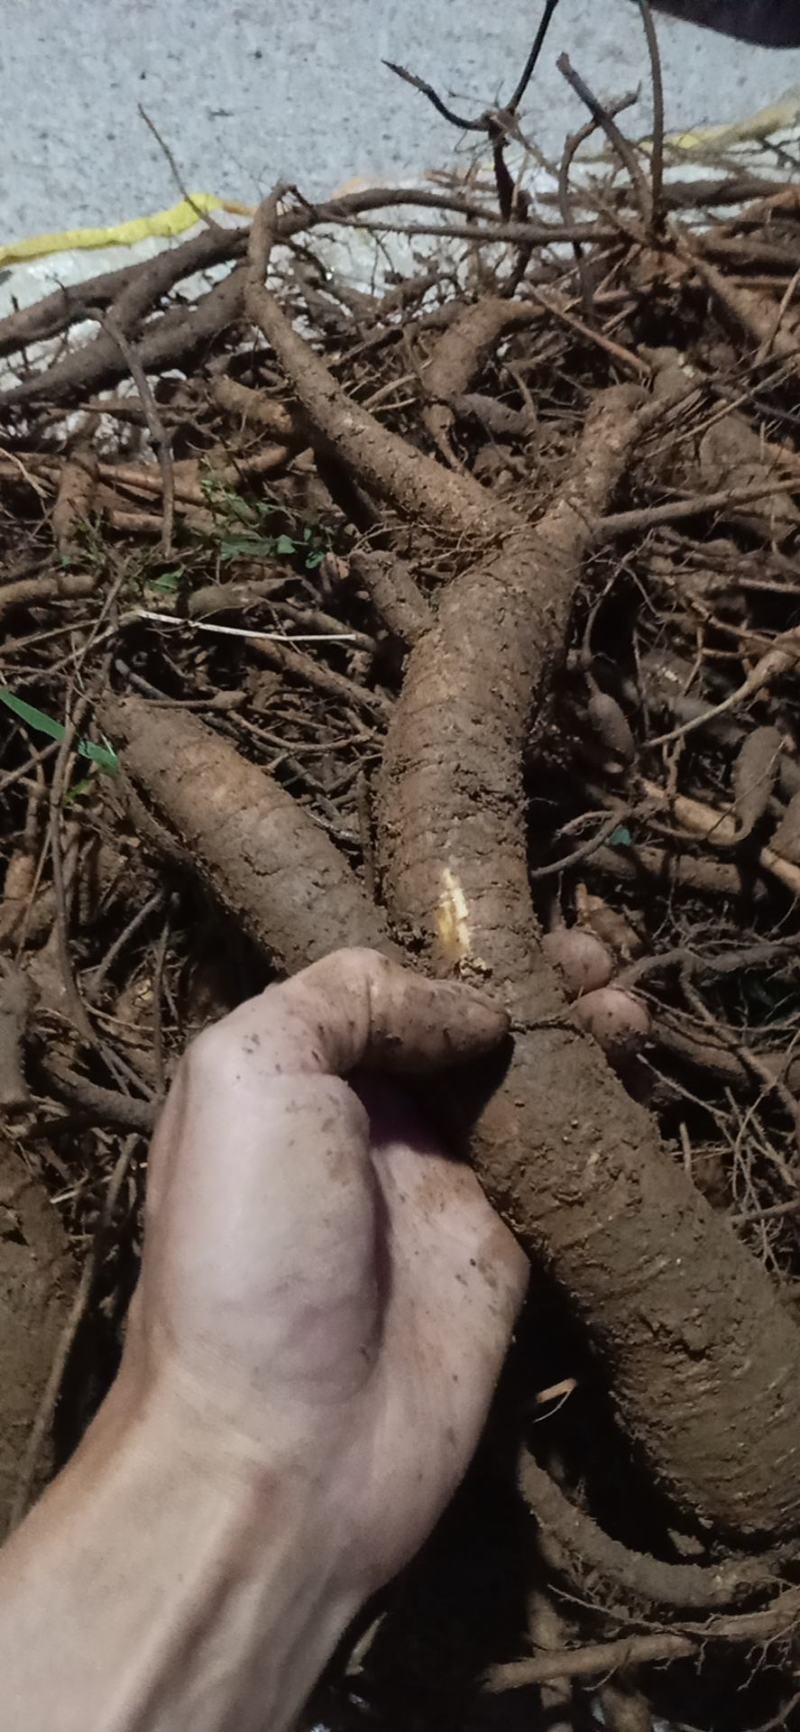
[376,383,800,1542]
[519,1451,778,1611]
[421,296,543,460]
[99,695,392,973]
[0,1140,75,1533]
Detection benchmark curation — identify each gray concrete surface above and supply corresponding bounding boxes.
[2,1,800,239]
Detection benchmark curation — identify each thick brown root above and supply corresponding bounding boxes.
[0,1141,74,1532]
[376,383,800,1541]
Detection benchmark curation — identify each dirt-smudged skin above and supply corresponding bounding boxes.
[377,384,800,1541]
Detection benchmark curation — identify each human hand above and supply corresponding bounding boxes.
[0,949,528,1732]
[122,947,528,1598]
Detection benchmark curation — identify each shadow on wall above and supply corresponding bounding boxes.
[650,0,800,45]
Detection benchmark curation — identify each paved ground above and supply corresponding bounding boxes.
[2,1,799,239]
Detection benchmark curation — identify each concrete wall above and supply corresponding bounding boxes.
[3,0,799,237]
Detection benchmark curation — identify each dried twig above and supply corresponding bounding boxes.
[487,1583,800,1692]
[386,2,562,221]
[640,777,800,897]
[636,1,664,233]
[47,704,94,1048]
[557,91,639,318]
[597,474,800,540]
[509,0,563,112]
[101,312,175,557]
[645,626,800,748]
[529,809,631,879]
[556,52,651,225]
[137,104,223,232]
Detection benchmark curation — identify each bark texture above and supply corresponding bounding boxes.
[377,385,800,1540]
[100,696,390,973]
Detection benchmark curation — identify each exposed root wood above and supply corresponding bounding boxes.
[640,778,800,898]
[599,1676,655,1732]
[730,726,783,842]
[590,843,769,899]
[0,185,506,405]
[688,244,800,364]
[209,375,307,444]
[0,220,244,363]
[653,1008,800,1096]
[487,1632,695,1691]
[4,88,800,1725]
[526,1590,579,1732]
[0,570,98,625]
[249,636,391,723]
[42,1063,156,1135]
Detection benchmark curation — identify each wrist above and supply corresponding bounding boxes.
[2,1361,361,1732]
[112,1364,362,1727]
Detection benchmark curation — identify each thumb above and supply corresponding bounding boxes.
[218,948,509,1079]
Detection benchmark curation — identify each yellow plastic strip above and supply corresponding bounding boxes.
[662,90,800,156]
[0,193,254,269]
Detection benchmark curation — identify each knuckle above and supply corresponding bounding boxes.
[336,946,393,986]
[183,1019,241,1089]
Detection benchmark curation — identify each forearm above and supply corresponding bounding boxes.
[0,1374,357,1732]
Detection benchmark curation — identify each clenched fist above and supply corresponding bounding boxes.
[1,949,528,1732]
[129,948,528,1594]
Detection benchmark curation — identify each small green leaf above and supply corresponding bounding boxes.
[219,534,277,562]
[0,687,119,775]
[147,567,184,595]
[65,776,94,803]
[0,688,66,742]
[79,737,119,773]
[609,824,632,847]
[305,550,324,570]
[275,534,296,556]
